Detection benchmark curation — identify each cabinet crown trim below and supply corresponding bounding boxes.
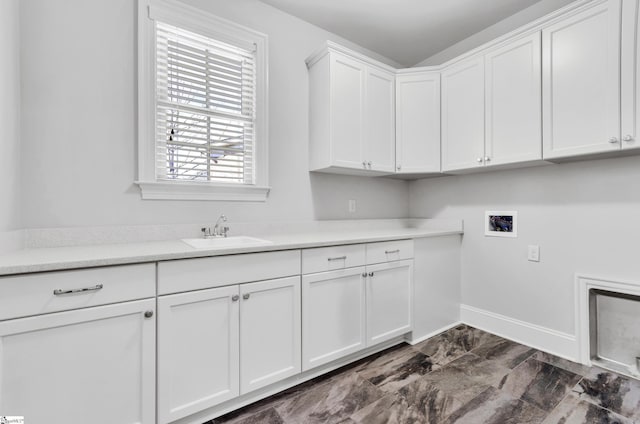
[305,41,397,72]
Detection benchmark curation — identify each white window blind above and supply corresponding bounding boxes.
[155,21,256,184]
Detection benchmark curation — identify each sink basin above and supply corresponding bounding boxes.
[181,236,273,249]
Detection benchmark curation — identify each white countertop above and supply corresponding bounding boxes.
[0,219,463,276]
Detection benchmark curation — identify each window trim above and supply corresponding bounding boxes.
[136,0,269,201]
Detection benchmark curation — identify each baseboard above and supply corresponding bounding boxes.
[460,304,579,361]
[406,321,462,345]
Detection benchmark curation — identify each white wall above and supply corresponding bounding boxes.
[0,0,21,234]
[0,0,23,252]
[410,156,640,341]
[19,0,408,229]
[414,0,576,66]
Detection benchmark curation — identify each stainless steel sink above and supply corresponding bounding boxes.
[181,236,273,249]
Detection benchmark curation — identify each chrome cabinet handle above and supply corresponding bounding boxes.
[243,293,250,300]
[327,256,347,262]
[476,157,483,163]
[385,249,400,254]
[609,137,619,144]
[232,295,239,302]
[362,272,367,277]
[53,284,103,296]
[367,161,372,168]
[397,165,401,171]
[484,156,491,162]
[368,272,374,277]
[623,135,634,142]
[144,310,154,318]
[362,161,367,168]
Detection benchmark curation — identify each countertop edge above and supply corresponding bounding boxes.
[0,229,463,276]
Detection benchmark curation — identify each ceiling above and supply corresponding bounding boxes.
[258,0,546,67]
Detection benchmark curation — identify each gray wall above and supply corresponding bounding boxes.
[410,155,640,336]
[0,0,21,234]
[17,0,409,229]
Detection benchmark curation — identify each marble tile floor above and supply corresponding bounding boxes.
[209,325,640,424]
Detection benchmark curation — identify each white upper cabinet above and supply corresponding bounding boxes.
[365,67,396,172]
[328,53,366,170]
[621,0,640,150]
[442,33,544,173]
[542,0,622,159]
[309,0,637,177]
[441,56,485,172]
[308,44,395,175]
[485,33,542,166]
[395,72,441,174]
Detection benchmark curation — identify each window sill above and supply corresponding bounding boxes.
[135,181,270,202]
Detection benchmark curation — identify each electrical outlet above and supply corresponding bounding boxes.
[528,245,540,262]
[348,199,356,213]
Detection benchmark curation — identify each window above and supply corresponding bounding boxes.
[137,0,269,201]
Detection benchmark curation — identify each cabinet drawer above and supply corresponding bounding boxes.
[302,244,366,274]
[366,240,414,264]
[0,264,156,321]
[158,250,301,295]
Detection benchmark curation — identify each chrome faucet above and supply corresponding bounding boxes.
[213,214,228,237]
[201,214,229,238]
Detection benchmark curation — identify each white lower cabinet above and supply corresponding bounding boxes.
[157,285,240,424]
[366,260,413,345]
[240,277,301,394]
[157,276,301,424]
[0,298,156,424]
[302,267,367,371]
[302,241,414,371]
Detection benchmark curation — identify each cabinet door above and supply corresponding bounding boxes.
[157,286,240,424]
[366,260,413,346]
[621,0,640,150]
[240,276,301,394]
[441,57,486,171]
[485,33,542,166]
[396,73,441,173]
[542,0,622,159]
[365,67,395,172]
[302,267,366,371]
[330,53,365,169]
[0,299,155,424]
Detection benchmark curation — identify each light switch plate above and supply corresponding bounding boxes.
[528,245,540,262]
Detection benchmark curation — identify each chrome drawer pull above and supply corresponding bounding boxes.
[327,256,347,262]
[53,284,103,296]
[385,249,400,254]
